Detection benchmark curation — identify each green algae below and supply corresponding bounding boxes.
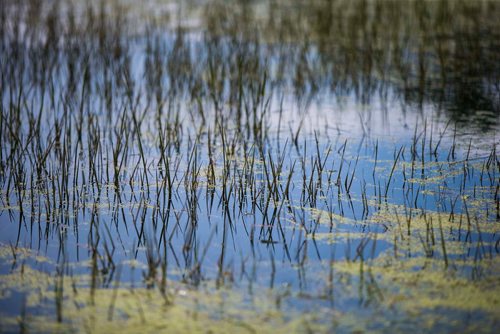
[0,243,52,264]
[331,253,500,314]
[2,235,499,334]
[0,260,327,334]
[367,201,499,234]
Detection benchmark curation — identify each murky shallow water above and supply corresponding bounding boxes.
[0,0,499,333]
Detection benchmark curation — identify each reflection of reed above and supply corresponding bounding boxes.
[1,1,498,136]
[205,0,500,115]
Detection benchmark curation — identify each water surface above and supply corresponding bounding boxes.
[0,0,499,333]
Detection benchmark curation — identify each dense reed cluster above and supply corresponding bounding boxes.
[0,0,499,333]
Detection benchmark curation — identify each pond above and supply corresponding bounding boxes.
[0,0,499,333]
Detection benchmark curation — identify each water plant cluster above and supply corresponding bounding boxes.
[0,0,499,333]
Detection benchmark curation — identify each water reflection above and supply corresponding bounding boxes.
[203,0,500,121]
[0,0,499,332]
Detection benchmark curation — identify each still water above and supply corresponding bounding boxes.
[0,0,499,333]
